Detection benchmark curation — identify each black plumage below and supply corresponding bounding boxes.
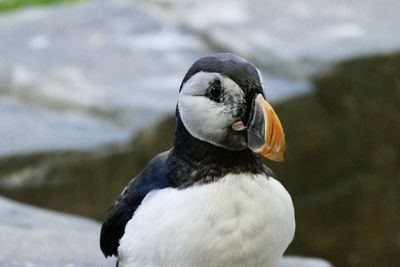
[100,152,172,257]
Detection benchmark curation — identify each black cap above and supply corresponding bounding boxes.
[179,53,264,97]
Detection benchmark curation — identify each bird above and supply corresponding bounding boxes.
[100,53,295,267]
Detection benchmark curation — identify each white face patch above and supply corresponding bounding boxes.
[178,72,245,148]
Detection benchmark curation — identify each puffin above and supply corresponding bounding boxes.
[100,53,295,267]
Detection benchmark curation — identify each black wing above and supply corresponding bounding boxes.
[100,151,173,257]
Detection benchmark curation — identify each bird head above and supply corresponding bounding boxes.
[177,53,285,162]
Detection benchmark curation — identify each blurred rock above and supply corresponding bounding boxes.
[0,0,206,156]
[10,0,398,156]
[269,54,400,267]
[2,0,400,156]
[0,196,114,267]
[144,0,400,77]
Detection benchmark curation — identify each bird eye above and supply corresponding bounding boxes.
[208,80,222,101]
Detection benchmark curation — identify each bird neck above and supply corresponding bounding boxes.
[167,112,271,188]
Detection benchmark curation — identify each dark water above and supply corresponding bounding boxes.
[1,54,400,267]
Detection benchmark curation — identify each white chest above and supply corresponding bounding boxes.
[118,174,295,267]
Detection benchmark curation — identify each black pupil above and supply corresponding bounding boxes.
[210,80,221,100]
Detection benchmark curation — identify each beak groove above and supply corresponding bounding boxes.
[247,94,286,162]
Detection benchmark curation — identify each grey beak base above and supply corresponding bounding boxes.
[247,95,265,152]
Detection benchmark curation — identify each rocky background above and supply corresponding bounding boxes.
[1,0,399,267]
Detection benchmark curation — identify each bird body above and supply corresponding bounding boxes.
[118,173,294,267]
[100,53,295,267]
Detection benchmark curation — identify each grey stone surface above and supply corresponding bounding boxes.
[0,196,114,267]
[0,196,332,267]
[1,0,400,156]
[144,0,400,77]
[0,0,207,156]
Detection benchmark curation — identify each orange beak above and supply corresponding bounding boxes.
[247,94,286,162]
